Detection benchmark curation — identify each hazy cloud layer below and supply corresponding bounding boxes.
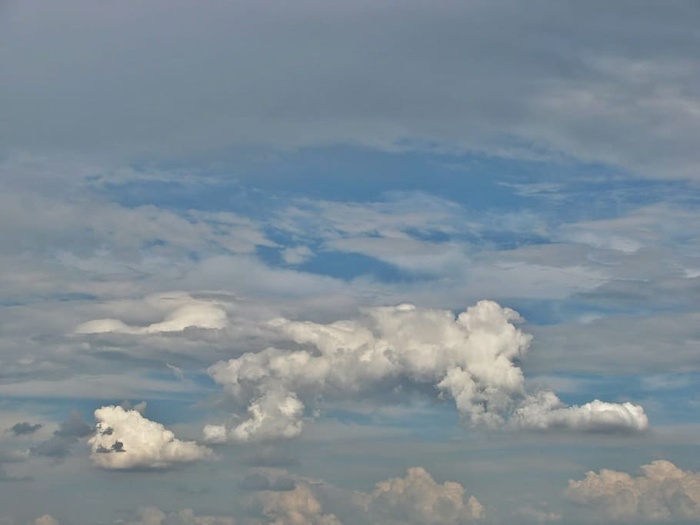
[29,517,60,525]
[89,406,211,470]
[207,301,647,441]
[126,507,235,525]
[2,1,698,178]
[567,460,700,521]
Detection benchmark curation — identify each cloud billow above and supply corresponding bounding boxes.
[206,300,647,442]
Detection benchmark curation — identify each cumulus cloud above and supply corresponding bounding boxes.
[257,484,342,525]
[363,467,483,524]
[75,293,227,335]
[513,392,648,433]
[567,460,700,522]
[206,301,647,441]
[250,466,483,525]
[88,405,211,470]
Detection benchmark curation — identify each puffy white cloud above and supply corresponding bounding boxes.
[89,405,211,470]
[229,390,305,443]
[364,467,483,524]
[127,507,235,525]
[202,424,228,445]
[207,301,647,441]
[258,484,342,525]
[567,460,700,522]
[75,293,227,334]
[514,392,648,433]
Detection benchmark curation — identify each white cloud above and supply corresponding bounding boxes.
[75,293,227,334]
[567,460,700,521]
[207,301,647,441]
[364,467,484,524]
[202,424,228,445]
[257,484,342,525]
[514,392,648,433]
[88,405,211,470]
[229,390,305,443]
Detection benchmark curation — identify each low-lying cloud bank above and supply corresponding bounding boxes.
[567,460,700,522]
[14,467,481,525]
[206,301,648,442]
[89,406,211,470]
[362,467,484,524]
[253,466,483,525]
[126,507,235,525]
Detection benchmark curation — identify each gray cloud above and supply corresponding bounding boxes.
[31,412,91,460]
[8,423,42,436]
[239,470,296,492]
[1,1,698,177]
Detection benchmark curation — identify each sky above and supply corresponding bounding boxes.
[1,1,700,524]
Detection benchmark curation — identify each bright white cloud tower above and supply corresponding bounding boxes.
[206,300,648,442]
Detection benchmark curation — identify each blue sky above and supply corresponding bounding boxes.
[1,1,700,524]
